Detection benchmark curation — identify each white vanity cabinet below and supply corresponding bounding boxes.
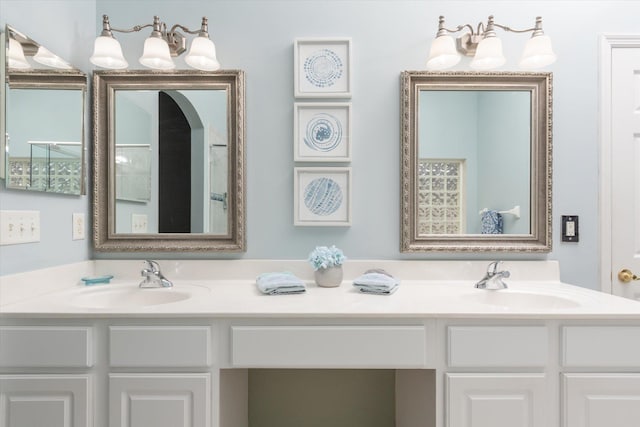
[445,325,552,427]
[3,319,640,427]
[561,326,640,427]
[107,326,213,427]
[0,326,94,427]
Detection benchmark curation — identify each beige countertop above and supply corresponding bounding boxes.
[2,260,640,319]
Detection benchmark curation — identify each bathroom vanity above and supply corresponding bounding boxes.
[2,260,640,427]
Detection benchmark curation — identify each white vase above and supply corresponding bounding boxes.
[314,266,343,287]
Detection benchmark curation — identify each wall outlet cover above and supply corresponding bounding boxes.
[72,213,85,240]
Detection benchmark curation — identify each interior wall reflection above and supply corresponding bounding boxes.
[113,89,228,235]
[419,90,531,235]
[2,25,87,195]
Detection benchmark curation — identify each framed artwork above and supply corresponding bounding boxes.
[294,38,352,98]
[294,167,352,226]
[294,102,351,162]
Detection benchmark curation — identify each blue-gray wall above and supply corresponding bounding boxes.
[2,0,637,291]
[0,0,94,275]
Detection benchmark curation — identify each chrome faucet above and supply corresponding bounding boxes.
[139,260,173,288]
[475,261,510,290]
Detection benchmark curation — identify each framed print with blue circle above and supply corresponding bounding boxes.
[294,38,352,98]
[294,167,352,226]
[294,102,351,162]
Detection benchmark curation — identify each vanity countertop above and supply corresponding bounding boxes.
[2,260,640,319]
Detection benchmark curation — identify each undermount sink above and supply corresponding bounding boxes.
[69,284,209,309]
[463,290,581,310]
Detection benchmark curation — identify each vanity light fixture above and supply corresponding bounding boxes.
[33,46,73,69]
[90,14,221,71]
[426,15,556,70]
[7,37,31,69]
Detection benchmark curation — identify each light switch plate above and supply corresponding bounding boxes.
[0,210,41,245]
[132,214,148,233]
[72,213,85,240]
[562,215,579,242]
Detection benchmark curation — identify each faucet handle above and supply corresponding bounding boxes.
[487,261,510,277]
[142,259,160,272]
[487,261,501,275]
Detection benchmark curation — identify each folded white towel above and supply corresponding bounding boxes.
[256,272,306,295]
[353,271,400,295]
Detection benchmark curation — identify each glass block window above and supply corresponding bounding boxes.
[9,158,82,194]
[417,159,465,235]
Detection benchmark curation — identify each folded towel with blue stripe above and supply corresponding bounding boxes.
[353,269,399,295]
[256,272,306,295]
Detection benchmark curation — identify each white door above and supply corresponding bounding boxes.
[446,373,550,427]
[601,36,640,299]
[563,374,640,427]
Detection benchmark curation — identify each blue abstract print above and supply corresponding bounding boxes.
[303,177,343,216]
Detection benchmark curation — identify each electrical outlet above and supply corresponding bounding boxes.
[0,210,40,245]
[132,214,148,233]
[72,213,85,240]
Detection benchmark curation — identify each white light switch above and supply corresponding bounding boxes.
[0,210,41,245]
[132,214,148,233]
[72,213,85,240]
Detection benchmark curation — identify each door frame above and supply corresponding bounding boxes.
[599,34,640,293]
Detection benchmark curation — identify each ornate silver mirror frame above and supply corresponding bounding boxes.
[93,70,246,252]
[400,71,552,252]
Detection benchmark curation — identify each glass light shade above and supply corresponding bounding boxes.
[518,35,557,68]
[470,37,506,70]
[139,36,175,70]
[8,38,30,69]
[426,35,461,70]
[33,47,72,69]
[185,36,220,71]
[90,35,128,69]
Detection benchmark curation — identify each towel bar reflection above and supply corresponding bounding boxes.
[211,192,228,210]
[479,205,521,219]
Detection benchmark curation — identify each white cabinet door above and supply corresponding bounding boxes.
[563,374,640,427]
[446,373,550,427]
[109,373,210,427]
[0,375,91,427]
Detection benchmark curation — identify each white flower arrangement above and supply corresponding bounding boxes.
[307,245,346,271]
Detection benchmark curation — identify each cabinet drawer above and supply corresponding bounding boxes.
[231,325,426,368]
[448,326,548,368]
[0,327,93,368]
[110,326,211,368]
[562,326,640,368]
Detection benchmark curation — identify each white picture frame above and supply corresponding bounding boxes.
[294,102,352,162]
[294,167,352,226]
[294,38,352,98]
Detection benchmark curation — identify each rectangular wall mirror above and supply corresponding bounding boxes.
[400,71,552,252]
[93,70,246,252]
[2,25,87,195]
